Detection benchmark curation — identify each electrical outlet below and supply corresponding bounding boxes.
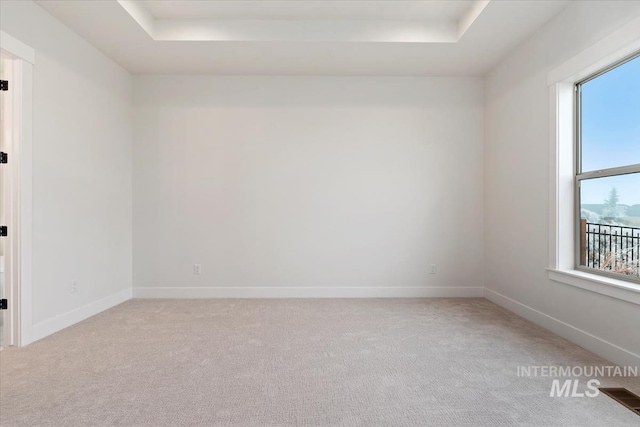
[430,264,437,275]
[193,264,201,275]
[71,281,79,293]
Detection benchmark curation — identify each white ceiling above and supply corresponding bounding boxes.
[141,0,475,21]
[35,0,572,76]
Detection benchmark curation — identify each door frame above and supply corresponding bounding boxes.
[1,30,34,347]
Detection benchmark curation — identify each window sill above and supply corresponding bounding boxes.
[548,269,640,306]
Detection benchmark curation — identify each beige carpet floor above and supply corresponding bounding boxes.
[1,298,639,426]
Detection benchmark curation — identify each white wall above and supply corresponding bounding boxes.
[485,1,640,365]
[0,1,133,330]
[133,76,484,297]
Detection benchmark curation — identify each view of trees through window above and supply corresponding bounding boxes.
[578,53,640,279]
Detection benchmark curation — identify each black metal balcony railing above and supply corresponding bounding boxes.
[580,220,640,278]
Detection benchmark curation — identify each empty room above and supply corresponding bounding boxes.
[1,0,640,425]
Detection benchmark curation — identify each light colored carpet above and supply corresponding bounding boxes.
[1,298,639,426]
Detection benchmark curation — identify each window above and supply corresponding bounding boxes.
[576,53,640,282]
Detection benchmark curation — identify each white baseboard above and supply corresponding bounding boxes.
[133,286,485,299]
[484,288,640,369]
[21,285,639,370]
[26,288,132,345]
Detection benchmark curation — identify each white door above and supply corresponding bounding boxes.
[0,52,13,348]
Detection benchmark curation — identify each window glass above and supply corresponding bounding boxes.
[580,173,640,224]
[580,55,640,172]
[578,172,640,277]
